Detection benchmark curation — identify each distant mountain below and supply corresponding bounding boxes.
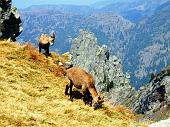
[91,0,135,9]
[124,1,170,88]
[19,6,133,54]
[156,0,170,11]
[80,13,133,58]
[98,0,169,22]
[22,5,94,16]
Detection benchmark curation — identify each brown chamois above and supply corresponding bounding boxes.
[38,32,56,56]
[65,67,104,110]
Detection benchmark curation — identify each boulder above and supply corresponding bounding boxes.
[130,66,170,119]
[0,0,22,41]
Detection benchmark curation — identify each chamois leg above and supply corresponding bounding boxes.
[82,85,91,105]
[65,85,69,95]
[45,46,50,56]
[69,81,73,101]
[39,45,42,53]
[86,90,93,106]
[82,85,87,97]
[70,85,73,101]
[83,90,92,106]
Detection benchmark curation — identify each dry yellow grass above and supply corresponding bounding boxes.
[0,41,148,127]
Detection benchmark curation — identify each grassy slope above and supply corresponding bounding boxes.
[0,41,148,127]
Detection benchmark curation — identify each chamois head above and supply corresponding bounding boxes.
[48,32,56,46]
[93,96,104,110]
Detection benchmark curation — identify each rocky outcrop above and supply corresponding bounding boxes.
[70,30,135,104]
[0,0,22,41]
[129,66,170,120]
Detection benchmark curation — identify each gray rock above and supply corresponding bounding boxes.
[70,29,134,104]
[130,66,170,119]
[0,0,22,41]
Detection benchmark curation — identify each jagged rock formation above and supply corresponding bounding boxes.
[128,66,170,120]
[0,0,22,41]
[70,30,135,104]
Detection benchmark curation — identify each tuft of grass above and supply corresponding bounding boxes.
[0,41,149,127]
[23,43,46,63]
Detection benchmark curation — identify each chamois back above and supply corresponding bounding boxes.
[66,67,95,89]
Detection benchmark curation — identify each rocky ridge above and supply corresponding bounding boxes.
[0,0,22,41]
[132,66,170,119]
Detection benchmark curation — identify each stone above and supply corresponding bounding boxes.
[0,0,22,41]
[130,66,170,119]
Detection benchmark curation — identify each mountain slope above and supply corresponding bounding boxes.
[124,3,170,88]
[0,41,147,127]
[19,7,133,56]
[91,0,135,9]
[22,5,94,16]
[98,0,169,22]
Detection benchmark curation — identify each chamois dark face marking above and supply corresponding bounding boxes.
[92,96,104,110]
[65,67,104,110]
[49,32,55,46]
[38,32,56,56]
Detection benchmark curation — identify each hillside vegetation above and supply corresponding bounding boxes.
[0,41,148,127]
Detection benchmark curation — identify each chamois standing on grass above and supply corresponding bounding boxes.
[65,67,104,110]
[38,32,55,56]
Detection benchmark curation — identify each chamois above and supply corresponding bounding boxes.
[38,32,55,56]
[65,67,104,110]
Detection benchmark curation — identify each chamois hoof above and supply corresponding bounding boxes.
[70,97,73,102]
[65,92,69,95]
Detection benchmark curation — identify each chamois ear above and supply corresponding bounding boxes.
[50,31,56,38]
